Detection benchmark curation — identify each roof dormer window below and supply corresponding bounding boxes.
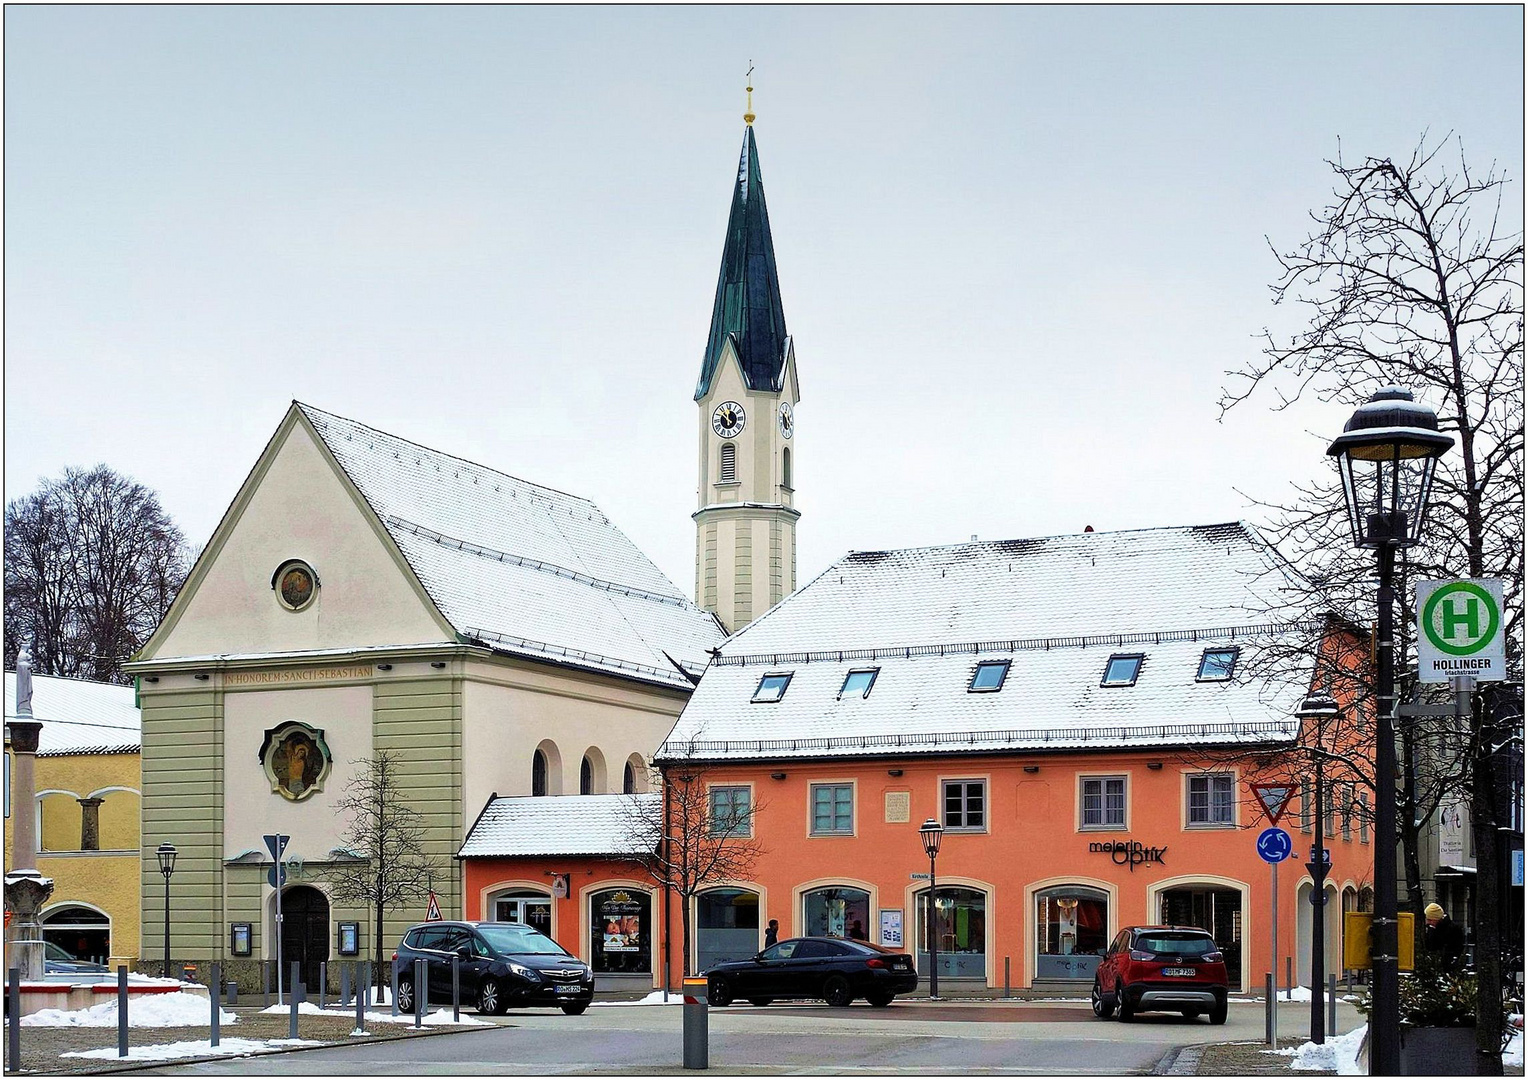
[1196,648,1239,682]
[968,660,1010,693]
[839,668,879,699]
[1101,654,1144,687]
[751,672,793,703]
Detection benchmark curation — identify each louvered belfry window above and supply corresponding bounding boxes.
[719,442,737,483]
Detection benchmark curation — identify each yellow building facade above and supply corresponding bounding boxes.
[5,672,141,968]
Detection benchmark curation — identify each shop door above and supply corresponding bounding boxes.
[493,894,552,937]
[1159,887,1242,990]
[280,885,330,994]
[697,889,760,974]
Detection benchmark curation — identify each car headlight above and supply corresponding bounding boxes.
[583,969,595,984]
[506,961,542,982]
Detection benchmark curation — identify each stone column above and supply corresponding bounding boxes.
[78,797,105,851]
[5,649,53,979]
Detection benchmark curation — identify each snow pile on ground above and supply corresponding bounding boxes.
[258,1001,327,1016]
[310,1004,491,1026]
[1288,1024,1366,1074]
[593,990,684,1007]
[1505,1027,1523,1069]
[63,1037,316,1062]
[22,992,236,1028]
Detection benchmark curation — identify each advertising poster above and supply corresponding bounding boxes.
[600,891,643,953]
[880,909,903,948]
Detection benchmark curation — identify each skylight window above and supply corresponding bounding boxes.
[751,672,793,703]
[968,660,1011,693]
[839,668,879,699]
[1101,654,1144,687]
[1197,648,1239,682]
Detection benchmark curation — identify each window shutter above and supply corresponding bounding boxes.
[720,443,737,483]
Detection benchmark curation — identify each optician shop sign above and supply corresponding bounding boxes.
[1088,839,1167,871]
[1417,579,1506,683]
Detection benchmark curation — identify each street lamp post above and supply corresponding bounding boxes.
[1298,695,1340,1045]
[156,843,178,979]
[1327,386,1452,1075]
[919,817,945,1000]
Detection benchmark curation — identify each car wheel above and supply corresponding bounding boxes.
[561,1003,589,1015]
[1117,992,1135,1022]
[706,978,733,1007]
[1091,980,1115,1018]
[396,978,414,1014]
[477,978,506,1016]
[1209,1001,1227,1026]
[866,993,894,1008]
[823,975,855,1008]
[748,998,773,1007]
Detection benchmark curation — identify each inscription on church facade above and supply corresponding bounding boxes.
[226,665,374,686]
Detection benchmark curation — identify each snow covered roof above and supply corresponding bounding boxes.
[457,793,659,858]
[659,523,1310,761]
[5,672,140,756]
[297,404,724,690]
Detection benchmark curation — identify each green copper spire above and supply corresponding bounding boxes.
[695,126,790,401]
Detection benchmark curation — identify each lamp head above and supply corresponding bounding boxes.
[156,842,178,877]
[1326,387,1452,549]
[918,817,944,858]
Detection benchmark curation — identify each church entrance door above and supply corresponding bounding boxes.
[280,886,330,994]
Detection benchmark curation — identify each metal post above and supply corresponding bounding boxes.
[227,979,237,1005]
[1271,859,1279,1045]
[211,962,221,1048]
[1266,972,1275,1047]
[452,955,460,1023]
[1310,746,1327,1044]
[391,957,399,1017]
[362,961,372,1010]
[413,958,426,1028]
[117,965,129,1058]
[8,968,20,1072]
[263,958,270,1007]
[162,869,172,979]
[682,976,708,1069]
[290,962,300,1040]
[1328,972,1337,1034]
[352,962,368,1037]
[319,961,326,1010]
[341,960,350,1007]
[1003,955,1010,998]
[1371,542,1401,1076]
[275,876,284,1006]
[1286,955,1293,1000]
[927,851,940,1000]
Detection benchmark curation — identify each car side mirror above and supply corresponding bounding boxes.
[753,954,766,962]
[457,946,473,959]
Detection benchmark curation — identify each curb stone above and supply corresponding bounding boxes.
[51,1020,502,1075]
[1152,1043,1206,1075]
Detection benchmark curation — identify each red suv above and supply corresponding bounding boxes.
[1092,925,1228,1024]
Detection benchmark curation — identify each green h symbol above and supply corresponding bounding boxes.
[1442,596,1481,641]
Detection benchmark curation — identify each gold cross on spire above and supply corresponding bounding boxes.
[744,61,755,125]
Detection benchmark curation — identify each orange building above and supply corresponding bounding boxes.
[460,524,1372,996]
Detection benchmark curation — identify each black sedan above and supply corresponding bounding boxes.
[705,937,919,1007]
[394,921,595,1015]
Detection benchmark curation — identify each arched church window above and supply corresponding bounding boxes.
[782,447,791,489]
[623,761,636,794]
[581,755,594,795]
[532,749,548,797]
[720,443,737,484]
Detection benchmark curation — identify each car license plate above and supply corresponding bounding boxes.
[554,984,580,995]
[1161,968,1196,977]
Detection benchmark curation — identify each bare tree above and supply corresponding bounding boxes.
[325,751,444,993]
[1220,133,1523,1070]
[618,746,766,980]
[4,465,190,683]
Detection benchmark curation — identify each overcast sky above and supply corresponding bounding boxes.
[5,5,1523,597]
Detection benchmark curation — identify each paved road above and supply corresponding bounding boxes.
[152,998,1364,1075]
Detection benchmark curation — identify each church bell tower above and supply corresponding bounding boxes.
[694,92,800,634]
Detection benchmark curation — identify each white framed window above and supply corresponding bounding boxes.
[839,668,878,699]
[1186,773,1235,826]
[810,783,854,835]
[1101,654,1144,687]
[1081,776,1127,829]
[708,785,752,838]
[1196,648,1239,681]
[942,779,986,831]
[751,672,792,703]
[969,660,1010,692]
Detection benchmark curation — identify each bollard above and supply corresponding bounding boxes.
[341,961,351,1008]
[290,963,301,1040]
[1003,956,1011,998]
[227,980,238,1005]
[211,962,222,1048]
[319,962,326,1009]
[682,976,709,1070]
[1265,972,1276,1047]
[1285,955,1292,1001]
[117,965,129,1058]
[263,959,271,1008]
[1328,972,1337,1034]
[352,962,368,1037]
[452,955,461,1023]
[182,964,196,983]
[8,968,20,1073]
[391,958,400,1017]
[413,959,426,1029]
[363,961,372,1010]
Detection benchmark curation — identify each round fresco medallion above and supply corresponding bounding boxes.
[258,721,332,802]
[273,560,318,611]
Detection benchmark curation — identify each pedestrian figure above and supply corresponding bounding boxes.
[1424,903,1465,969]
[848,920,866,941]
[764,919,779,948]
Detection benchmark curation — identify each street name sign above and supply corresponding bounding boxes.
[1417,579,1505,682]
[909,872,932,880]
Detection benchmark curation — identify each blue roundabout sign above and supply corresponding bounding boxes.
[1257,827,1293,863]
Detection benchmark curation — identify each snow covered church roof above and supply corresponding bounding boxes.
[458,793,660,858]
[5,671,140,756]
[297,404,724,690]
[659,522,1310,762]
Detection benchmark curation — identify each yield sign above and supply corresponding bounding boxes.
[1250,783,1297,824]
[425,892,442,921]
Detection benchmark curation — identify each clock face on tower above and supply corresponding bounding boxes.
[778,401,794,439]
[712,401,746,438]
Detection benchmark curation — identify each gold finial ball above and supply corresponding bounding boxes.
[744,84,755,125]
[744,113,755,125]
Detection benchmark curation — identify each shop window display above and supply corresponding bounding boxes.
[914,886,987,978]
[1035,885,1108,980]
[590,889,651,974]
[803,887,871,940]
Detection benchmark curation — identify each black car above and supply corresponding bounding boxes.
[394,921,594,1015]
[705,937,919,1008]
